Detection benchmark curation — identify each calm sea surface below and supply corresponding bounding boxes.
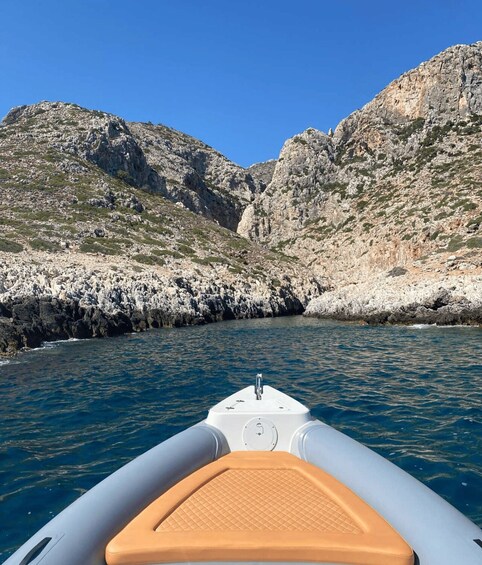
[0,316,481,559]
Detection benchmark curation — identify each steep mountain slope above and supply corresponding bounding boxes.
[2,41,482,356]
[1,102,263,231]
[0,103,322,355]
[129,121,262,230]
[239,42,482,287]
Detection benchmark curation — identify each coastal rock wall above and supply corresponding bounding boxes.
[305,272,482,325]
[0,252,323,356]
[240,42,482,285]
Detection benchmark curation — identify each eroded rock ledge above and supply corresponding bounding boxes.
[304,272,482,325]
[0,252,324,357]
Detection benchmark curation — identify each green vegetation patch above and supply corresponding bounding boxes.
[396,117,425,141]
[466,237,482,249]
[467,215,482,227]
[116,170,135,185]
[153,249,183,259]
[0,237,24,253]
[447,235,464,252]
[228,236,250,250]
[80,237,123,255]
[177,244,196,256]
[451,199,477,211]
[190,227,208,240]
[193,256,230,266]
[133,254,165,266]
[422,122,455,147]
[144,223,173,237]
[29,238,60,252]
[228,265,243,275]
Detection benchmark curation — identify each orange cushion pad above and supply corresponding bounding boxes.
[106,451,414,564]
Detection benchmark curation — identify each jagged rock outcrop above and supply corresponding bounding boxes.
[240,42,482,287]
[336,42,482,134]
[305,271,482,325]
[239,129,336,241]
[129,121,263,230]
[2,103,163,191]
[1,102,265,231]
[247,160,277,189]
[0,251,323,356]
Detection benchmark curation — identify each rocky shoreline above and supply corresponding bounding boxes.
[0,292,303,358]
[0,251,323,357]
[304,271,482,326]
[3,252,481,359]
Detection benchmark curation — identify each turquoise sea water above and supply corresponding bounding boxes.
[0,316,481,560]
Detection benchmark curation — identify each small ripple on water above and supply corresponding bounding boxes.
[409,324,478,329]
[0,317,481,559]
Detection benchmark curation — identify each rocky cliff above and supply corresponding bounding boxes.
[239,42,482,320]
[1,102,263,231]
[0,102,323,356]
[2,41,482,356]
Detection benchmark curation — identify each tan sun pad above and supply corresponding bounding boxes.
[106,451,414,564]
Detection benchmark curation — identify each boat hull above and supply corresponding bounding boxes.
[4,386,481,565]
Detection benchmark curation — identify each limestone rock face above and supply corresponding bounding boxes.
[247,160,277,189]
[241,42,482,288]
[82,118,160,190]
[332,42,482,159]
[1,102,265,231]
[305,271,482,325]
[238,129,336,242]
[0,251,324,355]
[2,103,161,191]
[129,122,263,230]
[343,42,482,128]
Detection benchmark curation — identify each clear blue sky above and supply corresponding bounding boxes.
[1,0,481,167]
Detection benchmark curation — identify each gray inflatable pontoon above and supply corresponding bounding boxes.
[5,377,482,565]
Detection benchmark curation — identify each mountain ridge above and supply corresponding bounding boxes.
[240,41,482,281]
[2,41,482,355]
[0,100,323,355]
